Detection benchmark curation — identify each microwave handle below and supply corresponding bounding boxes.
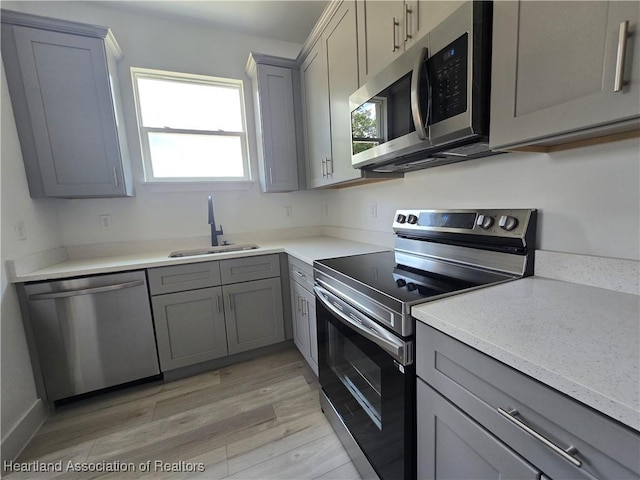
[410,46,430,140]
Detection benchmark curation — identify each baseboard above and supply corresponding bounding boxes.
[1,399,48,469]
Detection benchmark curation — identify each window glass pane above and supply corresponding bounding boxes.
[148,133,245,178]
[137,77,243,131]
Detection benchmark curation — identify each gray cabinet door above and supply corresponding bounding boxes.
[3,24,131,198]
[490,1,640,149]
[356,1,405,83]
[224,278,285,355]
[152,287,228,371]
[301,39,332,188]
[324,0,361,185]
[291,281,311,360]
[417,379,541,480]
[300,286,318,371]
[254,63,300,192]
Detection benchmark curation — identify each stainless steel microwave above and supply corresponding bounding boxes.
[350,1,499,173]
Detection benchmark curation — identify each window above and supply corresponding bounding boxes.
[131,68,250,183]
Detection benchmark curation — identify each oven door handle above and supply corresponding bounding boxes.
[314,285,413,366]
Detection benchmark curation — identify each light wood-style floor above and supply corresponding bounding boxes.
[9,346,362,480]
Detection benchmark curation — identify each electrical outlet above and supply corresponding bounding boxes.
[369,201,378,218]
[14,220,27,240]
[99,215,112,230]
[284,206,293,220]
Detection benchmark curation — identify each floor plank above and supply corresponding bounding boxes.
[7,346,361,480]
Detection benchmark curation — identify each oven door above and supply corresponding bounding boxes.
[314,285,415,480]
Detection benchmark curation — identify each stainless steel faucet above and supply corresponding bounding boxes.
[207,195,224,246]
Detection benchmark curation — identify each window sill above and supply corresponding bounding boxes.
[140,181,254,193]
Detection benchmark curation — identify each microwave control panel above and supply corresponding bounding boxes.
[428,33,468,124]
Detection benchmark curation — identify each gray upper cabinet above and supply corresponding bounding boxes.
[246,54,303,192]
[1,10,133,198]
[323,0,361,185]
[490,1,640,151]
[356,1,406,86]
[299,0,401,188]
[356,1,464,84]
[300,38,332,188]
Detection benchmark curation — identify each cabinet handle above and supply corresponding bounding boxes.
[269,167,274,185]
[29,280,143,300]
[497,408,582,467]
[296,293,301,313]
[217,295,222,314]
[228,293,234,311]
[301,298,307,316]
[404,5,413,43]
[614,20,630,92]
[392,17,400,52]
[294,270,306,280]
[321,158,327,177]
[326,157,333,175]
[112,167,119,188]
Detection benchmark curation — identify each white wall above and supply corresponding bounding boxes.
[2,1,329,248]
[327,138,640,260]
[1,62,63,455]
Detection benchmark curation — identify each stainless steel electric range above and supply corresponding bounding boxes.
[314,209,537,480]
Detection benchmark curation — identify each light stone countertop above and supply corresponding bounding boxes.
[9,236,389,283]
[412,276,640,431]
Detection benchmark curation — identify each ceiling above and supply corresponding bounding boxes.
[99,1,329,44]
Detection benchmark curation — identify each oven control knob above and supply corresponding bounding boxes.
[407,214,418,225]
[396,279,407,287]
[406,282,417,291]
[499,215,519,231]
[476,214,494,229]
[396,214,407,224]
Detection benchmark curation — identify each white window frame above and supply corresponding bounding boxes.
[131,67,251,186]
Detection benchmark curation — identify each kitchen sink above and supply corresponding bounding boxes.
[168,244,259,258]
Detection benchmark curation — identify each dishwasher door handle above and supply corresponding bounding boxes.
[29,280,145,300]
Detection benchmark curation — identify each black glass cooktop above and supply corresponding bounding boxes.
[315,251,483,304]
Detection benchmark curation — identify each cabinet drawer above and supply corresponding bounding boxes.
[148,262,221,295]
[416,322,640,479]
[289,255,313,292]
[220,254,280,284]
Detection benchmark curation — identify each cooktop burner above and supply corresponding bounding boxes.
[318,251,481,303]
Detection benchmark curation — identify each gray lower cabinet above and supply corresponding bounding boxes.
[1,10,133,198]
[149,254,285,371]
[490,0,640,150]
[223,278,284,355]
[416,322,640,479]
[289,256,318,374]
[152,287,228,371]
[417,379,541,480]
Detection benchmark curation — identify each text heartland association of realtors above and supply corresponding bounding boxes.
[3,460,206,473]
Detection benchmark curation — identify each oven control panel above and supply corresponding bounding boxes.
[392,209,536,240]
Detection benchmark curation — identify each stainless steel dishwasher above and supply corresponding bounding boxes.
[23,271,160,401]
